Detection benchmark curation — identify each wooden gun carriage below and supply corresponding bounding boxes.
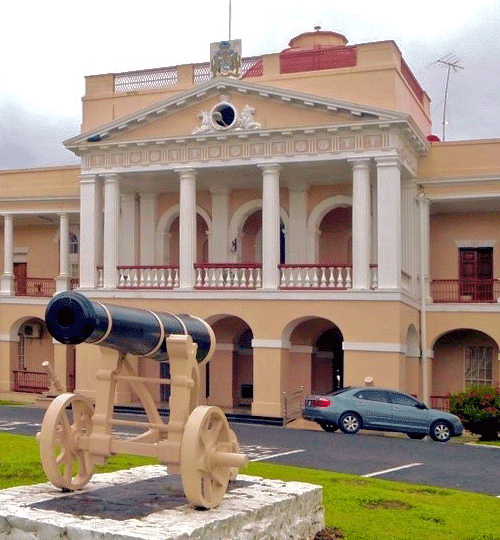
[37,292,247,509]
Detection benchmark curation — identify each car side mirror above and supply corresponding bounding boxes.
[415,402,427,410]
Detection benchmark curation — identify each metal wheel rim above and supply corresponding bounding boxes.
[39,393,95,490]
[434,423,450,441]
[342,415,359,432]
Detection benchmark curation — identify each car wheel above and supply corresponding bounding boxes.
[339,412,362,434]
[429,421,452,442]
[407,433,426,440]
[319,421,338,433]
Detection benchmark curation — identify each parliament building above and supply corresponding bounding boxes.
[1,28,499,418]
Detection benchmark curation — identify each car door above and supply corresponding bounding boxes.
[388,391,429,432]
[352,389,392,428]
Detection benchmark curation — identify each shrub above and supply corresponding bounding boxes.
[449,385,500,441]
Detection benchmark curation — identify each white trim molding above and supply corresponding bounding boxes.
[343,342,407,354]
[252,339,288,349]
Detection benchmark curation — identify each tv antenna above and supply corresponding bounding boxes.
[432,54,464,141]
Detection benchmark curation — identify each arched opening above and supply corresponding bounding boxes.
[287,318,344,396]
[432,329,499,397]
[313,326,344,393]
[13,318,53,394]
[164,213,209,265]
[318,207,352,264]
[204,316,254,410]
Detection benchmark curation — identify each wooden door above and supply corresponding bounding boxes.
[13,263,27,296]
[459,248,493,301]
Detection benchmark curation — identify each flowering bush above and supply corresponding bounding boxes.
[449,385,500,440]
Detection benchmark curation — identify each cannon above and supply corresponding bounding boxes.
[37,292,247,509]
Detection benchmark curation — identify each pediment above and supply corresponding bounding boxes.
[64,78,410,152]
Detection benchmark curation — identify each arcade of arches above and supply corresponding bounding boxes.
[6,313,500,413]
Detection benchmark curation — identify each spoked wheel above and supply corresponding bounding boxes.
[38,393,95,490]
[339,412,362,434]
[181,406,247,509]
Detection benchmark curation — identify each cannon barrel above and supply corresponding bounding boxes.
[45,292,215,364]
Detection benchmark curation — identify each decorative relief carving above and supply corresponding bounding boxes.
[82,131,393,171]
[193,98,261,135]
[339,137,355,150]
[294,140,308,153]
[130,152,143,164]
[149,150,162,162]
[362,134,383,149]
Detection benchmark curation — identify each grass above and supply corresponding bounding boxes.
[1,433,499,540]
[477,439,500,447]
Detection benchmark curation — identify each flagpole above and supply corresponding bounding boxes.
[229,0,232,40]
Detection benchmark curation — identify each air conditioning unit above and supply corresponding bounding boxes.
[23,323,42,339]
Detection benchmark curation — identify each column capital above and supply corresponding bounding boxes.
[103,173,120,183]
[175,167,197,179]
[210,186,230,196]
[257,162,281,173]
[348,157,372,169]
[79,173,99,183]
[416,191,430,206]
[374,155,401,168]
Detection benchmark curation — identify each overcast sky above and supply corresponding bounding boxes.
[1,0,499,170]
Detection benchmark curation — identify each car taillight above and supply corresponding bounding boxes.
[315,398,331,407]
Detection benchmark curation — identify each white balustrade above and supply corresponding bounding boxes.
[278,266,354,289]
[195,266,262,289]
[116,267,179,289]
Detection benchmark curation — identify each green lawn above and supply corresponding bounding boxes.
[0,433,498,540]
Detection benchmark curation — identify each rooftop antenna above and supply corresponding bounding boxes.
[433,54,464,141]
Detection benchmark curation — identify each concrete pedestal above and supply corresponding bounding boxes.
[0,465,324,540]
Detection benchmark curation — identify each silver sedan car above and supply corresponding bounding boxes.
[302,387,463,442]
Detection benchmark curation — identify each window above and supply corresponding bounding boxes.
[465,346,493,386]
[388,392,418,407]
[354,390,389,403]
[69,233,79,254]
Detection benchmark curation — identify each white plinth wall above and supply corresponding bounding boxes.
[0,466,324,540]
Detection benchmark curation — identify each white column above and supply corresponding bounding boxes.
[119,193,138,265]
[56,212,70,293]
[1,214,14,295]
[103,174,120,289]
[417,191,430,405]
[178,168,197,288]
[210,187,230,262]
[417,192,432,301]
[139,192,157,266]
[59,212,70,276]
[260,163,281,289]
[376,156,402,290]
[288,185,308,263]
[79,174,103,289]
[350,158,371,289]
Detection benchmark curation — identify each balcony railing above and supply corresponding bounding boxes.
[13,370,50,393]
[14,278,55,297]
[116,266,179,289]
[279,264,352,289]
[195,264,262,289]
[97,264,382,290]
[280,46,357,74]
[431,279,500,303]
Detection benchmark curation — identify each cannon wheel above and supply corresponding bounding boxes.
[180,406,235,509]
[38,393,95,491]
